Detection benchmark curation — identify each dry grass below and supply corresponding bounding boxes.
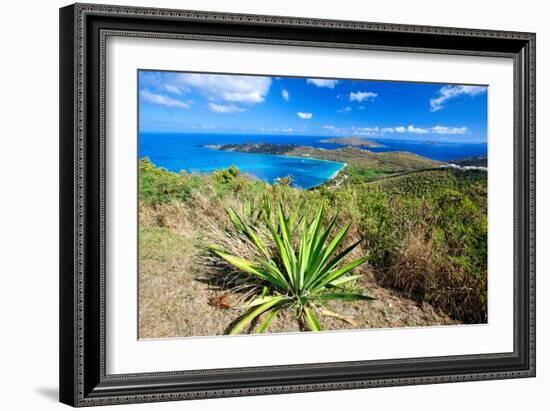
[379,232,487,323]
[138,159,487,337]
[138,200,456,338]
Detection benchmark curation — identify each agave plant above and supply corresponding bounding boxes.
[210,198,373,334]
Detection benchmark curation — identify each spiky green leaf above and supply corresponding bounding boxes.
[315,292,375,302]
[303,306,322,331]
[257,306,284,333]
[230,297,287,335]
[313,255,369,290]
[212,249,286,289]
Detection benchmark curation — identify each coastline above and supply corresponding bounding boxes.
[329,162,347,181]
[272,154,347,189]
[155,146,348,189]
[278,153,347,189]
[304,162,347,190]
[144,139,486,191]
[203,145,346,168]
[279,153,346,167]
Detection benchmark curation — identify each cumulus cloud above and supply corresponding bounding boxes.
[349,91,378,102]
[281,89,290,101]
[322,124,469,137]
[323,125,382,136]
[260,127,294,133]
[175,73,271,104]
[430,85,486,112]
[431,125,469,135]
[163,83,184,95]
[208,103,246,113]
[140,90,190,109]
[297,112,313,119]
[393,125,466,135]
[406,125,430,134]
[306,79,339,89]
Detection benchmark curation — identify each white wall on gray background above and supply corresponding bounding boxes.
[0,0,546,409]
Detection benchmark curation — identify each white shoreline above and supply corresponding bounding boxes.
[442,164,488,172]
[329,163,347,181]
[281,153,346,167]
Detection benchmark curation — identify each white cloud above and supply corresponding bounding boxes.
[163,84,183,95]
[297,112,313,119]
[431,125,469,135]
[430,85,486,112]
[407,125,429,134]
[323,125,383,136]
[349,91,378,102]
[354,127,380,136]
[321,124,469,136]
[281,89,290,101]
[207,103,246,113]
[260,127,294,133]
[307,79,339,89]
[140,90,190,109]
[174,73,271,104]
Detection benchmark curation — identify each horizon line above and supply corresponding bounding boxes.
[138,130,487,143]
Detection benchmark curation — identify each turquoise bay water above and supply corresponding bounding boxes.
[139,133,487,189]
[140,133,345,189]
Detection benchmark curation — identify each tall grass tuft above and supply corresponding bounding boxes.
[210,198,373,334]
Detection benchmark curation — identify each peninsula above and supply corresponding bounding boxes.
[204,142,443,186]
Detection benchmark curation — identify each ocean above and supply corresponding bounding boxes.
[139,133,487,189]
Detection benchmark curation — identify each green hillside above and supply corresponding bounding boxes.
[139,157,487,336]
[355,168,488,323]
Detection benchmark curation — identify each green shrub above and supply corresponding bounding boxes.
[139,157,201,203]
[210,200,373,334]
[213,164,241,185]
[357,169,488,323]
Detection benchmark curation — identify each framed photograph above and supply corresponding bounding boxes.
[59,3,536,407]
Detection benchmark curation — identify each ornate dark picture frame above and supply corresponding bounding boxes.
[59,3,536,407]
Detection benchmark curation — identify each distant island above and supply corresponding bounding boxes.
[317,136,383,148]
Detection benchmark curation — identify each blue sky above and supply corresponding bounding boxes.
[138,70,487,143]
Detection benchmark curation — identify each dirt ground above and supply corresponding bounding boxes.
[138,226,456,339]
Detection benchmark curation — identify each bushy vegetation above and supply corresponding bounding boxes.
[358,169,488,323]
[345,165,400,184]
[139,158,488,326]
[140,157,203,203]
[211,200,373,334]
